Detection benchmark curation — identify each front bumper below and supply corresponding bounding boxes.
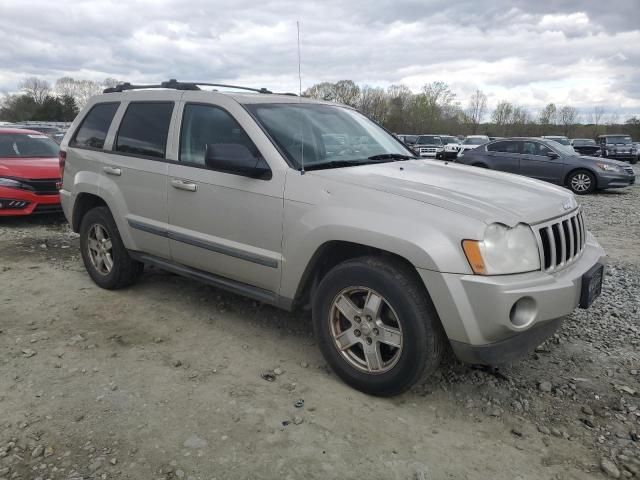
[0,187,61,216]
[597,171,636,189]
[418,234,606,364]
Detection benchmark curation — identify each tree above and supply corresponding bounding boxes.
[466,89,487,134]
[333,80,360,107]
[589,106,606,138]
[303,82,337,101]
[538,103,557,135]
[624,117,640,140]
[0,94,39,121]
[558,105,578,136]
[492,101,514,135]
[19,77,51,104]
[358,85,387,123]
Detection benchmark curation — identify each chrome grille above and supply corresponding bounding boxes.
[534,209,586,273]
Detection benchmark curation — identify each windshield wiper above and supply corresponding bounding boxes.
[367,153,416,160]
[304,160,372,171]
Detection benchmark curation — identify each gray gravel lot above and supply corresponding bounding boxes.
[0,165,638,480]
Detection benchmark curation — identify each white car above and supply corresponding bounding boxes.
[438,135,462,160]
[457,135,490,157]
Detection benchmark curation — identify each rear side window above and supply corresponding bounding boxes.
[71,102,119,149]
[487,141,520,153]
[179,104,261,166]
[115,102,174,159]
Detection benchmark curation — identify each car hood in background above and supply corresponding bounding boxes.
[576,155,629,167]
[0,157,60,179]
[312,160,577,226]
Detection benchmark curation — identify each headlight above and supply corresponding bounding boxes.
[462,223,540,275]
[596,163,621,172]
[0,177,23,189]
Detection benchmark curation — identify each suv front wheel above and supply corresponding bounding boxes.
[79,206,143,289]
[312,256,446,396]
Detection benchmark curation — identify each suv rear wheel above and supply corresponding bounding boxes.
[79,206,143,289]
[312,256,446,396]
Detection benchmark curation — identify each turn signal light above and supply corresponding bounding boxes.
[462,240,487,275]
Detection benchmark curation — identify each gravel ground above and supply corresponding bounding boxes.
[0,165,638,480]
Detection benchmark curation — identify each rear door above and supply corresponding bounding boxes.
[519,140,564,184]
[485,140,522,173]
[100,92,181,258]
[166,92,285,293]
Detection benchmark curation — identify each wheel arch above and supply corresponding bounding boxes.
[71,193,108,232]
[564,167,598,189]
[291,240,428,311]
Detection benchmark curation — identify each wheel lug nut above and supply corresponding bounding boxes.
[366,337,372,345]
[373,328,379,336]
[354,329,361,337]
[354,316,361,323]
[366,316,372,322]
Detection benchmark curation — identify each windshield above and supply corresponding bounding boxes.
[546,136,570,145]
[416,135,442,145]
[0,133,60,158]
[440,136,457,144]
[547,140,579,156]
[464,137,487,145]
[605,136,632,144]
[573,139,596,146]
[247,103,415,170]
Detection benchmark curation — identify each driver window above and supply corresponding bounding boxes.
[179,104,261,166]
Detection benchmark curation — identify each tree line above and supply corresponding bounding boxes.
[0,77,121,122]
[2,76,639,140]
[303,80,640,140]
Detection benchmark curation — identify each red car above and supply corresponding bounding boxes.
[0,128,62,216]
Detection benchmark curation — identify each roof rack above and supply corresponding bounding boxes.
[103,79,273,94]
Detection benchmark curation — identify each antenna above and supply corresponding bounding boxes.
[297,20,305,175]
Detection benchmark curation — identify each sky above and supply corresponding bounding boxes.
[0,0,639,119]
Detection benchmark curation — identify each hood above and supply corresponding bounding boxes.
[311,160,577,226]
[0,157,60,179]
[578,155,628,167]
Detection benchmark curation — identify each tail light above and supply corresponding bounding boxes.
[59,150,67,182]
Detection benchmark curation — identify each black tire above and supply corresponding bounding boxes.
[79,206,143,289]
[631,157,638,165]
[312,256,446,396]
[566,169,596,195]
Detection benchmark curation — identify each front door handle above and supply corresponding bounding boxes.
[103,166,121,176]
[171,179,198,192]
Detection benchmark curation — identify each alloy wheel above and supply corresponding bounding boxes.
[571,173,592,192]
[87,224,114,275]
[328,286,403,374]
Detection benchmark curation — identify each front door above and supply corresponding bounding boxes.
[167,97,284,293]
[485,140,522,173]
[519,141,564,184]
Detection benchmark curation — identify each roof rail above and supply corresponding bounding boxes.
[103,79,272,94]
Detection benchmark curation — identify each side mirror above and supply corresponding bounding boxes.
[204,144,271,179]
[546,151,559,159]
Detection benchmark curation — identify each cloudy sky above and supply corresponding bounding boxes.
[1,0,639,119]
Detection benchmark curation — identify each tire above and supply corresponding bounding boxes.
[79,206,143,289]
[567,169,596,195]
[312,256,446,396]
[631,157,638,165]
[472,163,488,168]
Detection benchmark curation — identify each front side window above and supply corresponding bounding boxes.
[179,104,262,166]
[246,103,414,170]
[71,102,119,149]
[0,133,59,158]
[115,102,174,158]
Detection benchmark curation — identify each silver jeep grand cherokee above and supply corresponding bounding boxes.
[59,80,606,396]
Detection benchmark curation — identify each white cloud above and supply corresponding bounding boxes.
[0,0,639,117]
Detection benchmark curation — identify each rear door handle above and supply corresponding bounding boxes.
[103,166,121,176]
[171,179,198,192]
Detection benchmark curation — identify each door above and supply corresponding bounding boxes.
[485,140,522,173]
[167,96,285,293]
[519,141,564,184]
[100,95,180,258]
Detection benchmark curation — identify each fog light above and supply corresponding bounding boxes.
[0,199,30,209]
[509,297,537,328]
